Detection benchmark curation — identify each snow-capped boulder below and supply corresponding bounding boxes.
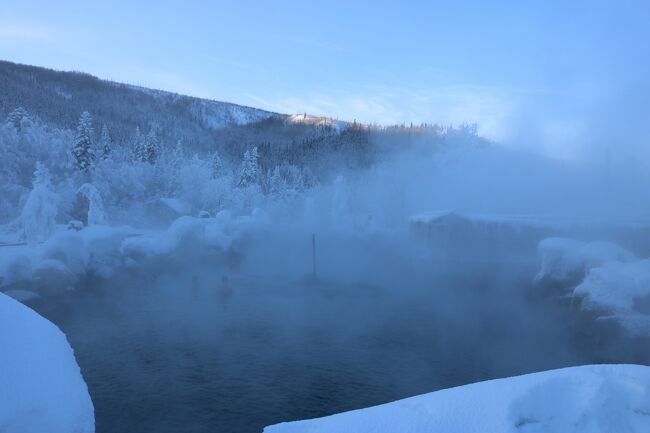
[32,258,77,294]
[265,364,650,433]
[0,292,95,433]
[535,238,636,286]
[0,252,32,288]
[574,259,650,336]
[68,220,84,231]
[120,210,267,264]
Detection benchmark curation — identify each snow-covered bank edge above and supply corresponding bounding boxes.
[264,364,650,433]
[534,237,650,337]
[0,292,95,433]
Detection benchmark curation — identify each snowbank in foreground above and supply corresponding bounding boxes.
[265,364,650,433]
[0,292,94,433]
[535,238,636,285]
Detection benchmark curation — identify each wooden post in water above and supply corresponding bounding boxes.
[312,233,317,280]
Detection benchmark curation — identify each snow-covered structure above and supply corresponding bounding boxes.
[265,364,650,433]
[0,292,95,433]
[409,211,557,260]
[410,211,650,260]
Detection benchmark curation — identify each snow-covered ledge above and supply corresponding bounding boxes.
[264,364,650,433]
[0,292,95,433]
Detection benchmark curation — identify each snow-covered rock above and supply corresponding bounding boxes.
[32,258,77,293]
[264,364,650,433]
[0,292,94,433]
[574,259,650,336]
[0,252,32,288]
[0,225,134,295]
[535,238,636,286]
[120,210,268,262]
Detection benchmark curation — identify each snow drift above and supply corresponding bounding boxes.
[574,259,650,336]
[264,364,650,433]
[535,237,637,286]
[0,292,95,433]
[1,210,269,296]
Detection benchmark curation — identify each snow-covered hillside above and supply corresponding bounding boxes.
[265,364,650,433]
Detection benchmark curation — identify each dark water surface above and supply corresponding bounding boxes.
[35,261,634,433]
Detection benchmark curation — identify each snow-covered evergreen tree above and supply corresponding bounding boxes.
[238,146,260,187]
[132,126,144,162]
[77,183,107,225]
[71,111,95,172]
[21,162,58,243]
[99,123,112,160]
[269,166,287,198]
[210,150,224,178]
[143,129,160,164]
[6,107,31,132]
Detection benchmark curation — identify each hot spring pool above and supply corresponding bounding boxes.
[35,265,625,433]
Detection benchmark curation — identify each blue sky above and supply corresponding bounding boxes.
[1,0,648,158]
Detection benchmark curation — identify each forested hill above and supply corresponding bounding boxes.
[0,60,483,172]
[0,60,485,226]
[0,59,278,147]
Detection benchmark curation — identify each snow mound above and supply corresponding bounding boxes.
[0,292,95,433]
[264,364,650,433]
[574,259,650,335]
[535,238,636,285]
[0,225,134,294]
[120,209,269,261]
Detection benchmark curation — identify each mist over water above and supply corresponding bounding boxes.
[3,3,650,432]
[35,200,649,432]
[5,123,644,433]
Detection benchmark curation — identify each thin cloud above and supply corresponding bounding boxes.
[0,21,60,42]
[246,84,518,140]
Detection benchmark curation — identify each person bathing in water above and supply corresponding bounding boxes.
[191,275,200,300]
[217,275,233,300]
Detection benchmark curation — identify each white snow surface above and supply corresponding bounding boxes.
[0,292,94,433]
[1,209,269,295]
[120,209,269,260]
[574,259,650,335]
[77,183,107,225]
[264,364,650,433]
[535,237,636,285]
